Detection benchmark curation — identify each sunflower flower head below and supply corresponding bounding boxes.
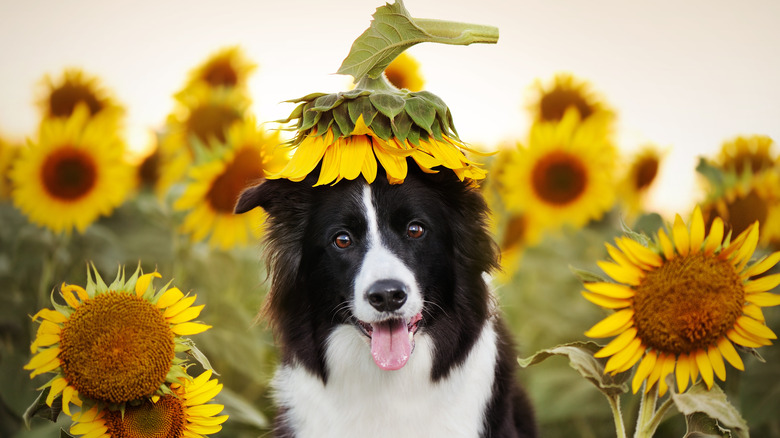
[10,105,133,234]
[717,135,777,177]
[583,205,780,396]
[527,72,613,126]
[178,46,257,97]
[69,368,228,438]
[37,68,124,123]
[498,109,617,242]
[271,1,498,186]
[24,265,212,414]
[618,145,664,215]
[174,117,288,249]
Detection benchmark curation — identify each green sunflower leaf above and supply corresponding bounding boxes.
[369,92,406,120]
[347,96,378,126]
[60,429,76,438]
[391,111,413,143]
[684,412,734,438]
[404,96,436,134]
[341,89,372,100]
[671,381,749,438]
[312,93,344,112]
[370,113,393,140]
[23,387,61,427]
[518,341,629,398]
[282,92,329,104]
[316,111,335,136]
[336,0,498,82]
[299,101,322,132]
[332,103,355,136]
[569,265,609,284]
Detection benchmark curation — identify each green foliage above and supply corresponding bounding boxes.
[336,1,498,82]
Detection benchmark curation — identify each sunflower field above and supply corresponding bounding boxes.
[2,1,780,437]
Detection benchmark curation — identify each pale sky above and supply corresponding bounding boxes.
[1,0,779,215]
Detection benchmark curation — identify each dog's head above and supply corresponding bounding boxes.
[235,163,498,378]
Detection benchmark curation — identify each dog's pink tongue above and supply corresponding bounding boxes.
[370,319,411,370]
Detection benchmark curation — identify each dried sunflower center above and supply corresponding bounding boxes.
[203,60,239,87]
[41,146,98,201]
[104,395,186,438]
[59,292,175,404]
[725,190,769,237]
[186,105,242,147]
[49,83,104,117]
[531,150,588,206]
[633,252,744,355]
[206,147,264,213]
[633,156,659,191]
[539,88,593,121]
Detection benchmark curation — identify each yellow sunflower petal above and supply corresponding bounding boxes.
[594,327,638,358]
[695,349,714,389]
[72,405,102,423]
[46,377,68,406]
[658,354,677,397]
[340,136,369,181]
[742,251,780,278]
[731,222,760,267]
[607,242,641,270]
[703,217,724,255]
[374,144,408,182]
[70,419,104,435]
[361,145,378,183]
[604,338,643,373]
[37,320,62,335]
[707,345,727,382]
[744,274,780,294]
[166,304,204,325]
[581,291,631,309]
[135,271,162,297]
[172,322,212,335]
[164,295,198,318]
[583,282,635,299]
[656,228,675,260]
[689,206,705,251]
[742,304,765,322]
[187,424,222,435]
[62,385,76,416]
[745,292,780,307]
[156,287,185,309]
[735,315,777,340]
[61,285,82,308]
[80,425,109,438]
[726,329,763,348]
[672,214,690,256]
[733,323,772,346]
[186,403,225,417]
[315,143,342,186]
[717,337,744,370]
[646,351,666,389]
[632,351,658,393]
[675,354,691,393]
[597,261,643,286]
[615,344,646,373]
[31,333,60,353]
[585,309,635,338]
[181,430,205,438]
[618,237,663,268]
[24,347,60,370]
[185,383,223,406]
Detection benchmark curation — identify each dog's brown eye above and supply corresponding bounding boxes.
[407,223,425,239]
[334,233,352,248]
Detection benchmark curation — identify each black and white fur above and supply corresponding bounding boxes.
[235,161,537,438]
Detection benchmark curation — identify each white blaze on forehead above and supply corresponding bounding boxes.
[352,185,422,323]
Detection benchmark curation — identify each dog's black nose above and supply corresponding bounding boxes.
[366,280,408,312]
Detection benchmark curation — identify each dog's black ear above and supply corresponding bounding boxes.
[234,178,309,217]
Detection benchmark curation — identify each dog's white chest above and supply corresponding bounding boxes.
[273,322,499,438]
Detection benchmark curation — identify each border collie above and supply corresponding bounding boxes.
[235,161,537,437]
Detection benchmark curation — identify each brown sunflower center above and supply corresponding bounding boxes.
[206,146,264,213]
[725,190,769,237]
[49,83,104,118]
[531,150,588,206]
[633,252,744,355]
[186,105,242,148]
[726,151,774,176]
[41,147,98,201]
[104,395,186,438]
[138,150,161,188]
[203,60,239,87]
[633,156,659,191]
[58,292,175,404]
[539,88,594,121]
[384,68,409,91]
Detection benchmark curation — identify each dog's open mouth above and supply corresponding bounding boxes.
[355,313,422,371]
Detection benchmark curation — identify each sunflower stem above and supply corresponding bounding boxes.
[355,74,400,93]
[607,394,627,438]
[643,395,675,436]
[413,18,499,45]
[633,384,658,438]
